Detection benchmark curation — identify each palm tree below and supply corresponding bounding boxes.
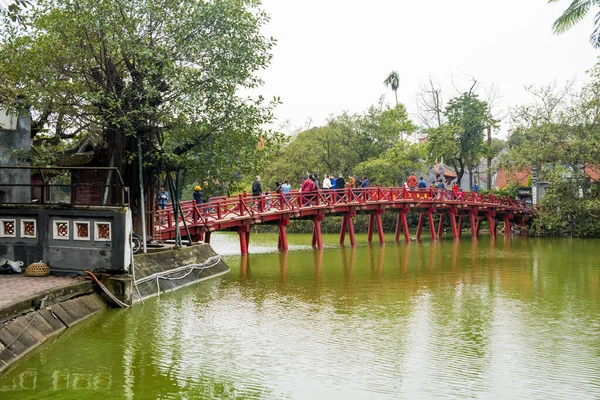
[383,71,400,106]
[551,0,600,48]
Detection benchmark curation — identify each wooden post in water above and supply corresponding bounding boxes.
[278,217,289,252]
[437,213,445,240]
[449,208,459,240]
[375,210,385,245]
[367,214,374,244]
[487,211,496,238]
[427,209,437,241]
[416,213,424,241]
[339,211,356,247]
[238,227,248,256]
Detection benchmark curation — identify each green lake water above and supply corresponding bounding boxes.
[1,233,599,399]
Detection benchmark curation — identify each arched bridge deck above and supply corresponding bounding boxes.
[154,186,534,255]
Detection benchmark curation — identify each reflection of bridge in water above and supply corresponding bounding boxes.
[154,187,534,255]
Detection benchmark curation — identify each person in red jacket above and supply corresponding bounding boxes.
[301,175,316,206]
[451,182,459,199]
[407,173,418,189]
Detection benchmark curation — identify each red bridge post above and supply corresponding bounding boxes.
[504,215,513,236]
[470,210,479,238]
[437,213,445,240]
[457,215,463,238]
[427,209,437,241]
[487,211,497,238]
[376,210,385,245]
[449,208,459,240]
[416,213,424,241]
[238,225,250,256]
[395,208,411,244]
[340,211,356,247]
[312,219,323,249]
[278,217,289,253]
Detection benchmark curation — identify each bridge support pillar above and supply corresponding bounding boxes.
[205,230,212,244]
[457,215,463,238]
[278,218,289,253]
[340,211,356,247]
[395,209,410,244]
[312,219,323,250]
[487,211,497,238]
[449,208,459,240]
[376,211,384,245]
[503,215,513,236]
[437,214,445,239]
[416,213,424,241]
[470,211,479,238]
[238,225,250,256]
[368,211,385,245]
[428,209,437,241]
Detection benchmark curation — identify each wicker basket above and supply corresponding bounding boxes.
[25,262,50,277]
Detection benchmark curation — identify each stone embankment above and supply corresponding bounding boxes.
[0,276,108,374]
[0,244,229,375]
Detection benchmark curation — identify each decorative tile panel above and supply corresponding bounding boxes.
[74,221,90,241]
[0,219,16,237]
[94,222,111,241]
[53,220,70,240]
[20,219,37,238]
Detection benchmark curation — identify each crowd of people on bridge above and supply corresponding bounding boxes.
[156,172,482,212]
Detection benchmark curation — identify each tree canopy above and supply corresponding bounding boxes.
[426,92,489,185]
[0,0,278,224]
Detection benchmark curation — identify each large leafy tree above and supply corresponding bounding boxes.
[0,0,277,229]
[550,0,600,47]
[427,93,488,185]
[507,65,600,236]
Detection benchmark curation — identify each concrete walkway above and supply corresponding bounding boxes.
[0,275,93,323]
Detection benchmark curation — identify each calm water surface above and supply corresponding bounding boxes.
[1,234,599,399]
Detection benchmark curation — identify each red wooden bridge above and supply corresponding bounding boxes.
[154,186,534,255]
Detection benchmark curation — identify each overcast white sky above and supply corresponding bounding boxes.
[257,0,598,137]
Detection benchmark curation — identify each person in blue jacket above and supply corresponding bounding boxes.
[157,186,169,210]
[418,177,428,188]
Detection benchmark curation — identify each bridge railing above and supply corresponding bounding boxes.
[153,186,533,236]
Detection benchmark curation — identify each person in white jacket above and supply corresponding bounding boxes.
[322,174,332,189]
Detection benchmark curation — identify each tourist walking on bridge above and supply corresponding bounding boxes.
[451,182,459,200]
[361,176,370,188]
[418,177,428,188]
[301,175,316,206]
[322,174,332,189]
[193,185,203,204]
[407,173,418,189]
[281,180,291,200]
[252,176,263,211]
[348,175,356,188]
[336,174,346,190]
[157,186,169,210]
[252,176,262,197]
